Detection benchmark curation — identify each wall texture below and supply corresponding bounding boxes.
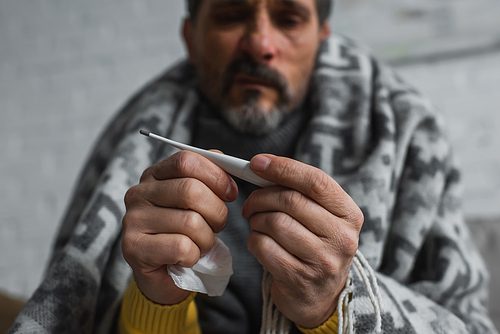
[0,0,499,330]
[0,0,186,297]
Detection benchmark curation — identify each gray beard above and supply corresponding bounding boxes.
[221,90,291,135]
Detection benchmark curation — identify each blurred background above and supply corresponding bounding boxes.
[0,0,499,331]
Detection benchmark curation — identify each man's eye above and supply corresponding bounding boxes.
[276,14,302,28]
[214,11,247,25]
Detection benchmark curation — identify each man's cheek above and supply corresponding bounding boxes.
[226,85,246,107]
[288,60,314,100]
[198,60,225,101]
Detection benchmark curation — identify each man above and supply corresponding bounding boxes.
[121,0,357,331]
[8,0,498,333]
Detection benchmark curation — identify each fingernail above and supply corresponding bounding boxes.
[251,155,270,172]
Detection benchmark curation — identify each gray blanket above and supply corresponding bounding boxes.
[9,35,498,334]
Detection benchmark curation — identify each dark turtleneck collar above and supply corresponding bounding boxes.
[191,91,310,163]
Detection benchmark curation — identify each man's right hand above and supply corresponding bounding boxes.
[121,150,238,305]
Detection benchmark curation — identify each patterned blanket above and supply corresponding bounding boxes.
[9,35,498,333]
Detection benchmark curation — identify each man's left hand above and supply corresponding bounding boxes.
[242,154,364,329]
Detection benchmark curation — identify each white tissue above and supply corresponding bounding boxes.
[167,237,233,297]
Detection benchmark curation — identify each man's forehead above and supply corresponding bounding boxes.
[206,0,315,10]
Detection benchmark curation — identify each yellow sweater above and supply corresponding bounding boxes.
[120,280,338,334]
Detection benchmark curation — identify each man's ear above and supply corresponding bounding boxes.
[182,18,197,64]
[320,20,330,41]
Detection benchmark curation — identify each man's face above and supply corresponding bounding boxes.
[183,0,330,134]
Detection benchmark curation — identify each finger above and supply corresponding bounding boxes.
[249,212,322,263]
[123,207,216,255]
[141,150,238,202]
[247,229,305,283]
[242,186,341,237]
[123,233,200,270]
[134,178,229,233]
[249,154,363,223]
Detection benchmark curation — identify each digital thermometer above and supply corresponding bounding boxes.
[140,130,275,188]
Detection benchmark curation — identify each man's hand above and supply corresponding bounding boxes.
[242,154,364,329]
[122,151,238,305]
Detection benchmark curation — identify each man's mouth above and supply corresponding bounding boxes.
[233,74,275,89]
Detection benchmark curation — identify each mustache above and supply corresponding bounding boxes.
[222,56,291,104]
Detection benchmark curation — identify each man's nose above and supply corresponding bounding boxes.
[239,14,277,63]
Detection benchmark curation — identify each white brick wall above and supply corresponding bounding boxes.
[0,0,499,329]
[0,0,186,298]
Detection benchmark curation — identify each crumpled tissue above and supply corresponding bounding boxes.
[167,237,233,297]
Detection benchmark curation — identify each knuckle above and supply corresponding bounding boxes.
[183,211,203,233]
[176,151,229,196]
[139,165,154,182]
[303,264,326,282]
[340,204,364,230]
[308,252,341,279]
[321,259,341,278]
[124,185,141,209]
[247,231,265,255]
[267,212,293,231]
[310,170,332,196]
[343,231,360,255]
[122,209,142,231]
[174,235,192,257]
[275,158,300,182]
[333,227,359,256]
[178,178,204,207]
[279,189,306,212]
[173,235,198,267]
[309,171,333,199]
[121,212,132,231]
[200,233,216,254]
[212,204,228,231]
[174,151,197,176]
[349,207,365,229]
